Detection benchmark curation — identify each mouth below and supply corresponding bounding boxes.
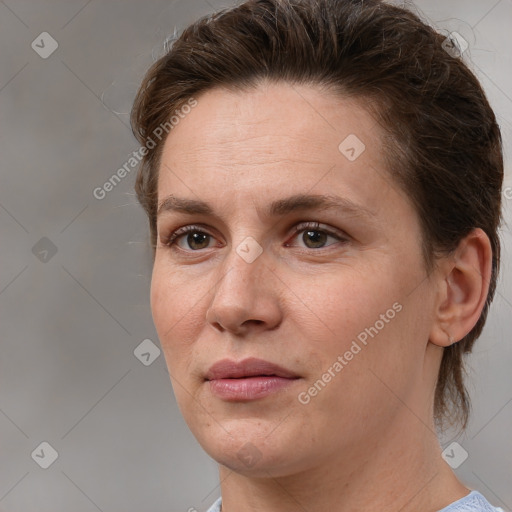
[205,357,300,401]
[205,357,299,380]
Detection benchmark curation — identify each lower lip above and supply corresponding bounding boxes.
[207,376,298,401]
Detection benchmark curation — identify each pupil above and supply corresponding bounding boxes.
[188,232,209,249]
[304,230,326,248]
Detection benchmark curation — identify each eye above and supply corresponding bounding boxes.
[162,225,218,251]
[286,222,348,249]
[160,221,348,253]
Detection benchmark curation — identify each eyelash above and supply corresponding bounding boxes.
[161,222,348,251]
[288,222,348,248]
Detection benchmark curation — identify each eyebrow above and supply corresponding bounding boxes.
[156,193,376,221]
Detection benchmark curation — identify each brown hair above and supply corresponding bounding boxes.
[130,0,503,430]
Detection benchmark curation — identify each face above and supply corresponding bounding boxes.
[151,81,439,477]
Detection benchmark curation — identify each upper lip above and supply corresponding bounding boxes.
[205,357,299,380]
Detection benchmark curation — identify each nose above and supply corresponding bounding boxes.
[205,242,282,336]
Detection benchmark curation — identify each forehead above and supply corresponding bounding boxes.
[160,82,379,172]
[156,81,409,229]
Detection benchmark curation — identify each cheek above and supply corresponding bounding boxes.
[295,268,396,341]
[150,265,202,366]
[292,265,420,389]
[150,267,172,338]
[151,262,194,326]
[281,271,391,396]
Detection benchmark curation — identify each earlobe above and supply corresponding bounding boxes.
[429,228,492,348]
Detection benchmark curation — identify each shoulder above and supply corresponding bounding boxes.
[205,496,222,512]
[439,491,505,512]
[205,492,504,512]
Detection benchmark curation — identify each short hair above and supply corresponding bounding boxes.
[130,0,504,430]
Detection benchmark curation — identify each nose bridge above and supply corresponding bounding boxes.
[206,234,280,333]
[208,192,267,290]
[215,234,267,298]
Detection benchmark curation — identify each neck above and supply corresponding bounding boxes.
[217,410,468,512]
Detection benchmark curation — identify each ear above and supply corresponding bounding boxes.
[429,228,493,347]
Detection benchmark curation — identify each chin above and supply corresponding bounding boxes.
[194,420,310,477]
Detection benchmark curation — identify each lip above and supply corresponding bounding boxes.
[205,357,300,401]
[205,357,299,380]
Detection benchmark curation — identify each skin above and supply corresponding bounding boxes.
[150,81,492,512]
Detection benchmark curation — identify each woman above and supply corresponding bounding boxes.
[130,0,505,510]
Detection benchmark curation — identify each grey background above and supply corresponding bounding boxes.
[0,0,511,511]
